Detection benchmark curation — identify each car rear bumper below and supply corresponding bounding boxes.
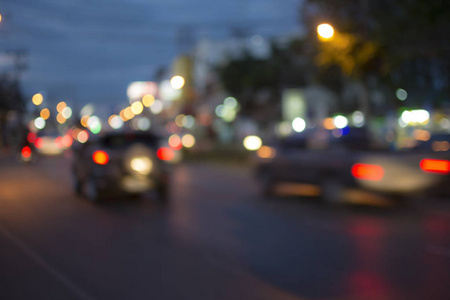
[93,173,168,195]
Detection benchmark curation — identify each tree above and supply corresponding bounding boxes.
[0,76,25,149]
[301,0,450,111]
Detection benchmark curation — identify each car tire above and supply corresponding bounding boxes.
[86,177,101,203]
[321,178,345,205]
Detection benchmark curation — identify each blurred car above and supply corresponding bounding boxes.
[72,131,173,202]
[34,130,72,156]
[255,128,450,204]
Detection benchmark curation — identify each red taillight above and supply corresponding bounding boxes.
[35,138,43,149]
[55,136,63,148]
[21,146,32,158]
[157,147,175,161]
[62,135,73,148]
[27,132,36,144]
[351,163,384,181]
[92,150,109,165]
[420,159,450,174]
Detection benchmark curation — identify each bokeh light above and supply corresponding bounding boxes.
[324,118,335,130]
[181,134,196,148]
[109,115,124,129]
[62,107,72,119]
[40,108,50,120]
[352,111,365,127]
[170,76,185,89]
[119,110,127,121]
[317,23,334,40]
[142,94,155,107]
[175,114,185,127]
[333,115,348,129]
[182,115,196,129]
[32,93,43,106]
[277,121,293,137]
[150,100,163,114]
[131,101,144,115]
[34,117,46,129]
[62,135,73,148]
[80,104,94,116]
[87,115,102,134]
[243,135,262,151]
[77,130,89,143]
[224,97,238,109]
[257,146,276,159]
[80,115,90,127]
[396,88,408,101]
[57,113,66,124]
[168,134,182,150]
[56,101,67,113]
[135,117,151,131]
[292,117,306,132]
[124,107,135,120]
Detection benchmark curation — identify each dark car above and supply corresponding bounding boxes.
[255,128,450,204]
[72,131,174,202]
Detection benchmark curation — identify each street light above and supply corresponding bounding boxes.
[317,23,334,41]
[32,93,43,106]
[170,75,185,90]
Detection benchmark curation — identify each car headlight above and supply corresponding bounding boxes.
[130,156,153,175]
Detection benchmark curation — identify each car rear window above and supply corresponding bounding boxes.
[100,133,160,149]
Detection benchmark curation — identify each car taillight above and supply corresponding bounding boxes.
[27,132,37,144]
[55,137,63,148]
[21,146,32,158]
[351,163,384,181]
[157,147,174,161]
[420,159,450,174]
[92,150,109,165]
[35,138,43,149]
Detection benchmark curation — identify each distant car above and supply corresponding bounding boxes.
[72,131,174,202]
[34,130,71,156]
[255,128,450,204]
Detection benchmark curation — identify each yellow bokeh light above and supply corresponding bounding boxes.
[142,94,155,107]
[57,113,66,124]
[317,23,334,40]
[40,108,50,120]
[80,115,90,127]
[257,146,276,159]
[124,107,135,120]
[119,109,128,121]
[170,76,185,89]
[243,135,262,151]
[32,93,43,106]
[323,118,335,130]
[175,114,185,127]
[181,134,196,148]
[131,101,144,115]
[57,101,67,113]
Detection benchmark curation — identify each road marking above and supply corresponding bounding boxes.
[427,245,450,258]
[0,221,97,300]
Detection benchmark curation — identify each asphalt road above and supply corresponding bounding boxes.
[1,154,450,300]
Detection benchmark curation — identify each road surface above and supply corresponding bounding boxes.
[0,154,450,299]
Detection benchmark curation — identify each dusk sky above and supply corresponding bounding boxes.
[1,0,302,109]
